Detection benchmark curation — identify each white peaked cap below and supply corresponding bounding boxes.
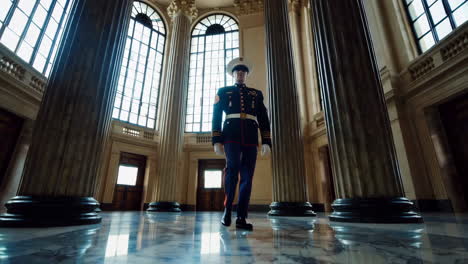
[226,57,253,76]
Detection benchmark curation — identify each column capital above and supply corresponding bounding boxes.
[288,0,305,13]
[167,0,198,21]
[233,0,264,16]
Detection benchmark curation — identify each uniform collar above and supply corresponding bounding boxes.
[235,83,246,88]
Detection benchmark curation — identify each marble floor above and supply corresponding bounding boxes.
[0,212,467,263]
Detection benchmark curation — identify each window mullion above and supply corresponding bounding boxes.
[30,0,57,69]
[128,23,147,126]
[192,38,199,129]
[155,33,165,129]
[421,0,439,42]
[0,0,19,37]
[128,25,144,124]
[403,1,423,53]
[200,93,204,131]
[187,38,198,130]
[139,28,153,128]
[118,39,132,120]
[43,0,72,75]
[441,0,457,30]
[200,38,206,131]
[223,33,227,87]
[119,19,137,122]
[146,32,157,128]
[14,0,41,56]
[199,35,206,132]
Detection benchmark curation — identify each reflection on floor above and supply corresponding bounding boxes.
[0,212,468,263]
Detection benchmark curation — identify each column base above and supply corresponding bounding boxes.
[329,197,424,223]
[147,201,181,212]
[268,202,316,216]
[0,196,101,227]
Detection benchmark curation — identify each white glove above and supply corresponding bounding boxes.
[261,144,271,156]
[214,143,225,156]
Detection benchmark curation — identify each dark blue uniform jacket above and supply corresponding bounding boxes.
[212,83,272,147]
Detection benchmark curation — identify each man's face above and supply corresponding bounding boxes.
[234,69,248,84]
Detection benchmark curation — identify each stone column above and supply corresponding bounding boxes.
[0,119,33,213]
[311,0,422,223]
[264,0,315,216]
[147,0,197,212]
[0,0,132,227]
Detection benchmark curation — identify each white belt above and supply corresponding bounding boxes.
[226,113,257,122]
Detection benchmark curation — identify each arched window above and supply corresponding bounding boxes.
[0,0,73,77]
[112,1,166,129]
[185,14,239,133]
[404,0,467,53]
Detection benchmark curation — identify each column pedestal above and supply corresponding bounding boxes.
[0,196,100,227]
[147,202,181,212]
[330,198,422,223]
[269,202,315,216]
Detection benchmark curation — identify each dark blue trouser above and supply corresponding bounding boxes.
[223,143,257,219]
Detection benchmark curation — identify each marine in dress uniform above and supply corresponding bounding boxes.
[212,57,272,230]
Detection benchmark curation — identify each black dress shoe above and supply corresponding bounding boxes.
[221,209,231,226]
[235,218,253,230]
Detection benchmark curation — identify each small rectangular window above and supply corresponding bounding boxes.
[117,165,138,186]
[204,170,222,189]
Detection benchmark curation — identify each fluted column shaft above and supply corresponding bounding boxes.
[264,0,315,216]
[148,1,196,212]
[0,0,132,227]
[19,0,131,197]
[288,0,311,128]
[311,0,422,223]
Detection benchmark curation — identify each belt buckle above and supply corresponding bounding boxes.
[240,113,246,119]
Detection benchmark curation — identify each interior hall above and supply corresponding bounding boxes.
[0,0,467,263]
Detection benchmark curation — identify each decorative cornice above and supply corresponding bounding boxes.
[233,0,264,16]
[167,0,198,21]
[0,43,46,98]
[403,22,468,83]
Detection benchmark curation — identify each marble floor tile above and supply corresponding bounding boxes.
[0,212,468,263]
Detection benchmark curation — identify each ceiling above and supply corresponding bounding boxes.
[155,0,235,9]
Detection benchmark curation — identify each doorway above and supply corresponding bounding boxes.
[0,108,23,186]
[439,92,468,209]
[196,159,226,211]
[112,152,147,210]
